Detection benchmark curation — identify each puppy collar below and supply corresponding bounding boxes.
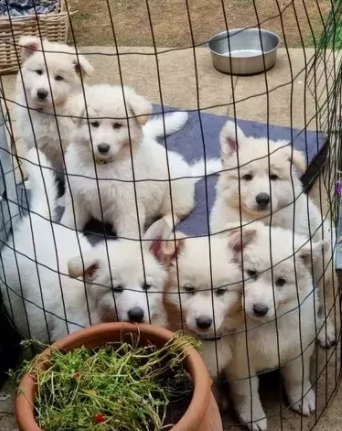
[34,105,47,114]
[95,158,108,165]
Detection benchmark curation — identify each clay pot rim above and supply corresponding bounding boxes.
[15,322,212,431]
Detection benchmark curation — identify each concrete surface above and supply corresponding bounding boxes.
[1,46,340,183]
[1,47,340,125]
[0,46,341,431]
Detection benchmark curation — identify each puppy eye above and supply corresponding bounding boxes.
[270,173,279,181]
[36,69,43,75]
[142,283,151,291]
[216,287,226,296]
[184,285,195,294]
[275,278,286,287]
[91,121,100,128]
[112,285,123,293]
[242,173,253,181]
[55,75,64,81]
[113,122,122,130]
[246,269,257,279]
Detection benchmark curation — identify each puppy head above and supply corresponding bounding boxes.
[68,218,172,325]
[218,120,306,218]
[165,234,243,337]
[19,36,93,109]
[228,222,326,321]
[70,84,153,161]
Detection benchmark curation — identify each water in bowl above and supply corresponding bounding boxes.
[227,49,263,58]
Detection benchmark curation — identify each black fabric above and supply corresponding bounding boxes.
[0,296,21,386]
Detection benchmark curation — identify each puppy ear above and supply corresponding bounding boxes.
[290,149,306,173]
[160,233,186,266]
[124,87,153,125]
[19,36,42,62]
[143,217,180,263]
[73,55,94,78]
[298,240,330,267]
[68,253,100,281]
[220,120,246,161]
[227,227,256,257]
[280,145,306,173]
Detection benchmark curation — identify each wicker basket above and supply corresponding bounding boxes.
[0,0,70,75]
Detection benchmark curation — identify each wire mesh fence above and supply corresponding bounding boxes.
[0,0,341,430]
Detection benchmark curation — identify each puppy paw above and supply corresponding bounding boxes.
[239,404,267,431]
[245,417,267,431]
[318,320,336,349]
[288,387,316,416]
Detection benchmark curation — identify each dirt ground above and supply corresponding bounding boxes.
[66,0,331,48]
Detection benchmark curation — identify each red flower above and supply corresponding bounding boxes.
[94,413,105,424]
[72,371,80,379]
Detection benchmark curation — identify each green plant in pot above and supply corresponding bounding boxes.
[13,323,223,431]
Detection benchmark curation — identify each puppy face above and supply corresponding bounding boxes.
[19,36,93,110]
[228,222,326,321]
[68,219,171,325]
[165,235,242,337]
[218,121,306,218]
[71,85,153,161]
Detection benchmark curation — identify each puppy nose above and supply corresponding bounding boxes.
[37,89,48,100]
[98,143,110,154]
[253,303,269,317]
[255,193,270,207]
[196,316,213,330]
[128,306,144,323]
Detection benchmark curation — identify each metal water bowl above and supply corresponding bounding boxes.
[208,28,280,75]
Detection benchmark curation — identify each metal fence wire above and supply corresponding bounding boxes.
[0,0,341,430]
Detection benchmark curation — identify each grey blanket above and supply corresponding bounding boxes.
[20,105,327,241]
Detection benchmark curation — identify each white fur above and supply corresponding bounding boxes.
[0,149,170,342]
[143,111,188,139]
[61,84,220,239]
[15,36,93,177]
[163,233,242,379]
[225,223,325,431]
[211,121,336,347]
[67,219,171,329]
[0,149,94,342]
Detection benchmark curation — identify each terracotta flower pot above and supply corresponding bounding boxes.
[15,322,223,431]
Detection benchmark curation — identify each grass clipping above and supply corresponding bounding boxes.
[15,333,199,431]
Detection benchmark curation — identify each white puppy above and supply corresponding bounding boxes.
[163,233,242,380]
[15,36,93,178]
[0,149,169,343]
[67,217,173,328]
[0,148,93,342]
[224,222,327,431]
[211,121,335,347]
[61,84,220,239]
